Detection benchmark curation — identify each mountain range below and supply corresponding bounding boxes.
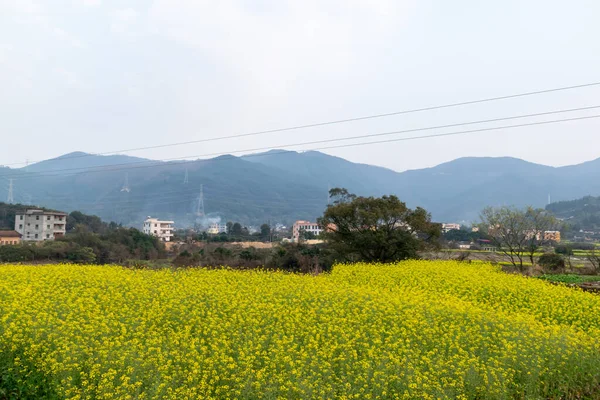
[2,150,600,228]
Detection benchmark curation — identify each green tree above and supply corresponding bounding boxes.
[538,253,566,273]
[66,246,97,264]
[299,230,317,241]
[66,211,107,233]
[260,224,271,241]
[318,188,441,263]
[231,223,243,237]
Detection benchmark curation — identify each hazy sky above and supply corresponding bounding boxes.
[1,0,600,172]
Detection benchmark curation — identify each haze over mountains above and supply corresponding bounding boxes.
[2,151,600,227]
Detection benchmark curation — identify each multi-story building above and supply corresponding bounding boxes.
[207,223,227,235]
[442,223,461,233]
[544,230,561,243]
[15,209,67,241]
[143,217,174,242]
[523,230,562,243]
[292,220,322,241]
[0,230,22,245]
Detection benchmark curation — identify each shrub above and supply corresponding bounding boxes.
[538,253,566,273]
[555,245,574,256]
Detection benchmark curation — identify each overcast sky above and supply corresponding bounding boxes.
[1,0,599,172]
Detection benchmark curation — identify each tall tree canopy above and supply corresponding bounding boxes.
[318,188,441,263]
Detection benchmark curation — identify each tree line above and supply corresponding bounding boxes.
[0,208,165,264]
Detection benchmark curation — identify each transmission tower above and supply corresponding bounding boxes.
[7,179,14,204]
[121,173,131,192]
[195,184,205,218]
[183,168,189,184]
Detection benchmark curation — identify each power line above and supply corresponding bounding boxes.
[7,179,14,204]
[1,107,599,180]
[3,81,600,168]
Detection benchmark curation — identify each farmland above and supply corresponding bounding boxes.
[1,262,600,399]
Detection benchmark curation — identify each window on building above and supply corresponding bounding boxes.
[19,215,23,220]
[154,230,157,234]
[36,216,39,220]
[155,224,157,227]
[35,234,38,239]
[19,224,22,229]
[47,216,51,220]
[47,225,50,229]
[46,234,50,239]
[35,225,39,229]
[27,223,30,227]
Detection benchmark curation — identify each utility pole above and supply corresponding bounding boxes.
[183,168,189,185]
[7,179,14,204]
[195,184,205,218]
[121,173,131,193]
[268,219,272,243]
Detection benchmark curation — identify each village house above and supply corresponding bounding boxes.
[0,230,22,245]
[15,209,67,241]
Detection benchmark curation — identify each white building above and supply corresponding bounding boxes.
[207,223,227,235]
[143,217,174,242]
[292,220,322,241]
[15,209,67,241]
[442,223,461,233]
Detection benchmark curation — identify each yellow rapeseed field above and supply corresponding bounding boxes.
[0,261,599,399]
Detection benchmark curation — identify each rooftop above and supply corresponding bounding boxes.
[0,230,22,238]
[144,217,174,223]
[18,209,67,216]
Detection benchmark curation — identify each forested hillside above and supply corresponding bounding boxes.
[1,151,600,227]
[546,196,600,231]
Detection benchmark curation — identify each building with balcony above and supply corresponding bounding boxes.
[143,217,174,242]
[15,209,67,241]
[292,220,322,241]
[207,223,227,235]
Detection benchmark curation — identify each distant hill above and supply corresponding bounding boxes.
[242,150,401,196]
[546,195,600,231]
[1,150,600,227]
[21,151,152,173]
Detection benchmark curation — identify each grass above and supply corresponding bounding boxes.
[539,274,600,284]
[0,262,599,399]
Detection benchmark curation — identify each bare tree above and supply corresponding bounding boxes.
[479,206,557,272]
[523,207,558,266]
[587,249,600,274]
